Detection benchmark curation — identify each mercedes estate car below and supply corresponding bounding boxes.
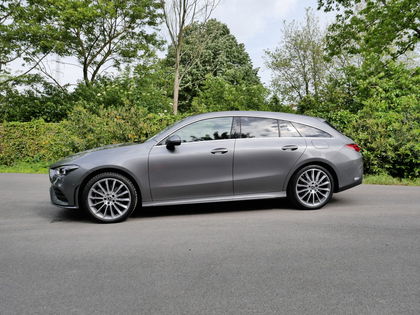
[49,111,363,223]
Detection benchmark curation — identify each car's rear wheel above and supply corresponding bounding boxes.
[288,165,333,210]
[82,172,138,223]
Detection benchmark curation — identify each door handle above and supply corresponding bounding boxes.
[211,148,228,154]
[281,145,298,151]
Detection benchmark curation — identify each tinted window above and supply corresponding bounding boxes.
[175,117,233,143]
[293,122,332,138]
[279,120,300,137]
[240,117,279,138]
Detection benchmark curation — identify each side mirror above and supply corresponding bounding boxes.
[166,135,182,151]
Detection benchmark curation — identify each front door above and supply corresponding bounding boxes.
[148,117,235,201]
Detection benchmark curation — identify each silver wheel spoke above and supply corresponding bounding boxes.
[95,203,106,213]
[92,188,105,196]
[98,182,107,194]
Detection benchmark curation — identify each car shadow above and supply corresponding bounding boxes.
[47,196,345,223]
[132,197,295,219]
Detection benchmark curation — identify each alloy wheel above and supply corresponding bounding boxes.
[87,178,132,220]
[295,168,332,208]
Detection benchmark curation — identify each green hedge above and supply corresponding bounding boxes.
[0,106,185,166]
[0,120,73,165]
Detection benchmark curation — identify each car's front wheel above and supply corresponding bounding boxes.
[82,172,138,223]
[288,165,333,210]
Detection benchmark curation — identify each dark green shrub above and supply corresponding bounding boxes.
[63,106,184,153]
[0,83,73,122]
[0,119,73,165]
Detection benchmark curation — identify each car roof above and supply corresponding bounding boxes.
[183,111,324,126]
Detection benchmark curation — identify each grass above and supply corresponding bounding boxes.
[0,162,49,174]
[0,162,418,186]
[363,174,420,186]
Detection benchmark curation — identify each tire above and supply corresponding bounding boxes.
[288,165,334,210]
[81,172,138,223]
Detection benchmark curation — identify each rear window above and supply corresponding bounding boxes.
[240,117,279,138]
[278,120,300,137]
[292,122,332,138]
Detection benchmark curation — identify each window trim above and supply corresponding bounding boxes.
[156,116,235,146]
[278,119,302,138]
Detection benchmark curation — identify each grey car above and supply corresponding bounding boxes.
[50,111,363,223]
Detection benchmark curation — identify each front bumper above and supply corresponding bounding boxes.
[49,168,83,209]
[50,186,79,209]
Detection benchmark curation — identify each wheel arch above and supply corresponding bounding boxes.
[285,160,339,193]
[77,166,142,207]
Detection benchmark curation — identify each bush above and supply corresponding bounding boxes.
[63,106,184,153]
[0,83,73,122]
[298,59,420,178]
[0,119,73,165]
[0,106,185,166]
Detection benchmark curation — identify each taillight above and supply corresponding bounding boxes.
[346,143,361,152]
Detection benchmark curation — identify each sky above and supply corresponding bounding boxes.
[212,0,334,85]
[12,0,334,87]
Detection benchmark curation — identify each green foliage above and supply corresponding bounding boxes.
[0,161,49,174]
[265,9,328,104]
[191,75,268,112]
[0,106,185,166]
[318,0,420,58]
[72,63,173,113]
[0,119,73,165]
[165,19,261,111]
[0,81,72,122]
[1,62,173,122]
[8,0,162,85]
[301,60,420,178]
[63,106,183,152]
[363,174,420,186]
[0,0,37,84]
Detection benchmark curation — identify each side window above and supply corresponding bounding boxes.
[292,122,332,138]
[278,120,300,137]
[240,117,279,138]
[174,117,233,143]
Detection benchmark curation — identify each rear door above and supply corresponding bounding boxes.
[233,117,307,195]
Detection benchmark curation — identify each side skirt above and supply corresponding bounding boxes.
[142,192,287,207]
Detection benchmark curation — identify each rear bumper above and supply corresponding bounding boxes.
[337,176,362,192]
[337,154,363,192]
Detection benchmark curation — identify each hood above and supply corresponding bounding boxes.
[50,142,141,168]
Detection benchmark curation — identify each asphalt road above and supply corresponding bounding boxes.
[1,173,419,314]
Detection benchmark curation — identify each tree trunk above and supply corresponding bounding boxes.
[83,63,90,86]
[172,45,182,114]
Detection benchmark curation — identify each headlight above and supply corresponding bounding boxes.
[49,165,79,182]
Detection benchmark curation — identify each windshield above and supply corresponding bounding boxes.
[146,117,188,142]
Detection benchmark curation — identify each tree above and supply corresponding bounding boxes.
[160,0,219,114]
[191,75,268,112]
[318,0,420,58]
[165,19,261,111]
[0,0,50,86]
[9,0,162,86]
[300,57,420,178]
[265,9,328,105]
